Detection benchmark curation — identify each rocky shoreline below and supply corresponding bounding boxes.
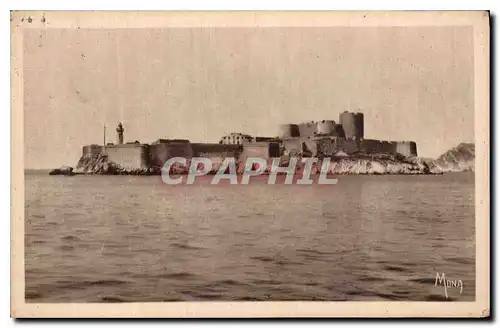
[49,143,474,176]
[50,153,434,176]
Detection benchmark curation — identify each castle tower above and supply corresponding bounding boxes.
[279,124,300,139]
[339,111,356,139]
[116,122,124,145]
[354,112,364,140]
[339,111,364,140]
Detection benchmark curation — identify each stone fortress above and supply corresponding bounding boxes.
[79,111,417,172]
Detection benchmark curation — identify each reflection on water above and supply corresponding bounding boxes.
[25,172,475,302]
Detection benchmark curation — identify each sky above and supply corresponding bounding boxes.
[23,27,474,169]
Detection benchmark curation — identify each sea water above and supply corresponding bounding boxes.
[24,172,475,302]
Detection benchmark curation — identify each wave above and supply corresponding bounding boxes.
[56,279,129,289]
[170,242,206,250]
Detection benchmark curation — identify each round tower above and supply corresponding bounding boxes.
[116,122,124,145]
[279,124,300,139]
[316,120,336,135]
[339,111,356,140]
[340,111,364,140]
[333,124,345,138]
[354,112,364,140]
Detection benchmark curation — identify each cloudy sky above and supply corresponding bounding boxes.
[23,26,474,169]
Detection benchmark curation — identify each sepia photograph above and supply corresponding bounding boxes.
[11,11,490,318]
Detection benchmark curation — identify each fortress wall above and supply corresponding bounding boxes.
[240,142,281,170]
[191,143,242,158]
[284,137,341,156]
[279,124,300,138]
[191,143,242,167]
[361,139,396,155]
[282,137,418,157]
[354,113,364,140]
[151,138,190,145]
[340,112,364,140]
[336,138,360,155]
[396,141,418,157]
[282,139,302,156]
[316,138,335,156]
[298,122,317,138]
[316,120,336,135]
[148,144,167,169]
[106,144,149,170]
[302,139,318,157]
[410,142,418,157]
[82,144,104,156]
[148,142,193,169]
[317,138,419,157]
[339,112,356,139]
[241,145,267,159]
[358,139,417,157]
[254,136,278,143]
[333,124,346,138]
[383,141,396,154]
[268,143,281,158]
[387,141,398,154]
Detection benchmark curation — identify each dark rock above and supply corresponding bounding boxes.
[49,166,74,176]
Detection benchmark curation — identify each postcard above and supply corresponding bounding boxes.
[11,10,490,318]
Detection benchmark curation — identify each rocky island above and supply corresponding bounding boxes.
[50,112,475,176]
[68,145,472,176]
[425,143,475,173]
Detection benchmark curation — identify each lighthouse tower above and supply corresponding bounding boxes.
[116,122,124,145]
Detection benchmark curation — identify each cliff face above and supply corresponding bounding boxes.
[324,157,429,175]
[76,153,155,175]
[74,152,433,176]
[426,143,475,173]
